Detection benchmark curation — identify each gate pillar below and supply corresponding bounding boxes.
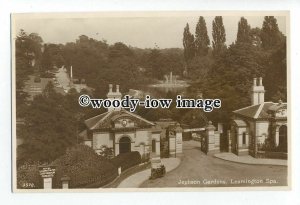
[204,121,220,155]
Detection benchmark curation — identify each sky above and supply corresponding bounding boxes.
[13,13,287,49]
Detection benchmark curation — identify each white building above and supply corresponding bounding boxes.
[230,77,287,158]
[79,84,183,159]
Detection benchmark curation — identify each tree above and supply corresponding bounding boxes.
[250,27,262,47]
[261,16,283,50]
[15,30,43,116]
[41,43,65,72]
[195,16,210,56]
[212,16,226,56]
[236,17,251,45]
[195,42,265,123]
[263,40,287,102]
[183,23,195,63]
[187,55,213,81]
[17,82,78,163]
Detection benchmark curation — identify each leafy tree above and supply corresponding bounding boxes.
[17,82,78,163]
[212,16,226,56]
[197,42,265,123]
[144,108,173,121]
[15,30,43,116]
[187,54,213,81]
[183,23,195,63]
[236,17,251,45]
[108,42,134,59]
[195,16,210,56]
[181,109,207,128]
[263,40,287,102]
[250,27,262,47]
[41,43,65,73]
[261,16,283,50]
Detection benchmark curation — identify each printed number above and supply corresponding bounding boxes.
[22,182,35,188]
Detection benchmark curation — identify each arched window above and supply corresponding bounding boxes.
[119,136,131,154]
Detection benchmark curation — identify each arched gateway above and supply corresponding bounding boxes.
[119,136,131,154]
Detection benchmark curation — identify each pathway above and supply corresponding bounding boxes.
[141,140,287,188]
[117,158,180,188]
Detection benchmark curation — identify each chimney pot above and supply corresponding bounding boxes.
[259,77,263,86]
[109,84,113,92]
[116,85,120,92]
[253,78,257,86]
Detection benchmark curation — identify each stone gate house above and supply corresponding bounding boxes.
[230,77,287,157]
[79,84,183,159]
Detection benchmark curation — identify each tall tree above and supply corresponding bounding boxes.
[212,16,226,56]
[261,16,282,50]
[195,16,210,56]
[183,23,195,63]
[15,30,43,115]
[236,17,251,45]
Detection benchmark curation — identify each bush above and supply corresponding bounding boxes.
[110,151,141,171]
[17,161,43,189]
[51,145,118,188]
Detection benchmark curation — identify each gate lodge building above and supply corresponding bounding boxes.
[79,84,183,160]
[230,77,288,158]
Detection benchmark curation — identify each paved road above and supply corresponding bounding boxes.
[118,158,180,188]
[141,140,288,188]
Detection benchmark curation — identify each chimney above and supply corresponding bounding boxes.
[253,78,257,86]
[107,84,122,112]
[259,77,263,86]
[251,77,265,105]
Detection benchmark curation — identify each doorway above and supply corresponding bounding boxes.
[119,136,131,154]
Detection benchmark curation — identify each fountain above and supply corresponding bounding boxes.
[164,72,177,85]
[149,71,189,93]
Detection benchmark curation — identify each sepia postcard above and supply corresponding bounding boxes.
[12,11,290,192]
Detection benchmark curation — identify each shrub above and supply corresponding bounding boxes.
[98,145,114,160]
[17,161,43,189]
[51,145,118,188]
[110,151,141,171]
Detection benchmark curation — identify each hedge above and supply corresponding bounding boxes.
[51,145,118,188]
[17,147,143,189]
[110,151,141,171]
[17,161,43,189]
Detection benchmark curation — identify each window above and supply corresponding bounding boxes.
[152,139,156,152]
[242,132,246,145]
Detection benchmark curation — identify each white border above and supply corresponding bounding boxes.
[1,0,300,205]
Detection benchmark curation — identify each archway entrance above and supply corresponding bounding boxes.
[119,136,131,154]
[278,125,287,152]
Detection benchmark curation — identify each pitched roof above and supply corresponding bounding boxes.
[233,102,287,119]
[85,109,155,130]
[232,119,247,127]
